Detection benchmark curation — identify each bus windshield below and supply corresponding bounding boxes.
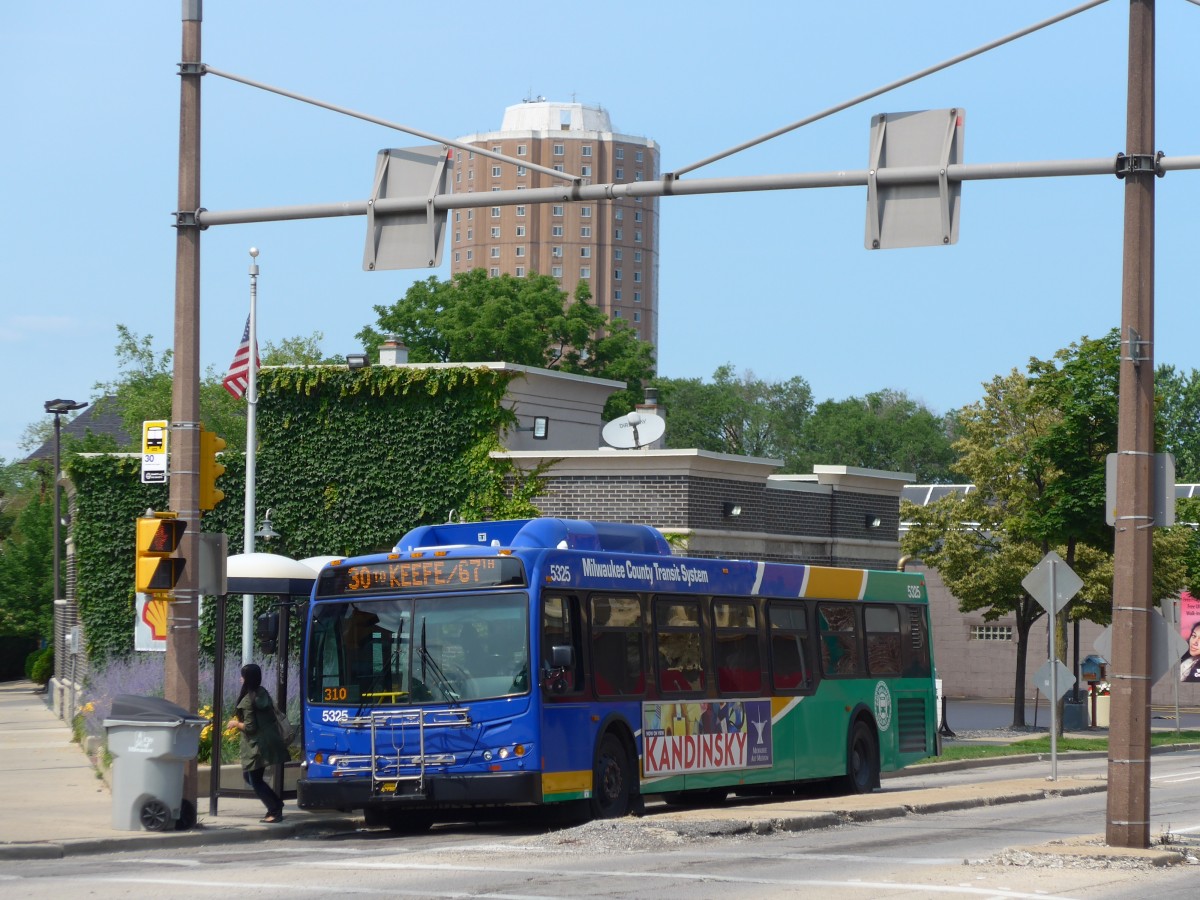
[306,592,530,707]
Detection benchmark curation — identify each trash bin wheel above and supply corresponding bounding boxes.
[140,798,173,832]
[174,798,197,831]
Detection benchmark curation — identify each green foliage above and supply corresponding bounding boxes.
[261,331,335,366]
[656,364,814,469]
[28,646,53,684]
[67,365,532,664]
[0,489,53,638]
[798,389,957,482]
[356,272,655,421]
[1156,364,1200,483]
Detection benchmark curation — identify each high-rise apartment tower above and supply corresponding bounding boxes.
[453,101,660,350]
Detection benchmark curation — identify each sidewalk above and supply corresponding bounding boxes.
[0,680,1184,865]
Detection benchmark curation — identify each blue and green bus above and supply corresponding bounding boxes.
[297,518,937,830]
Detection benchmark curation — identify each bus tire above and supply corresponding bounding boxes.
[590,733,633,819]
[841,720,878,795]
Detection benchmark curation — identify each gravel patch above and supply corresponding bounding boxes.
[510,817,753,854]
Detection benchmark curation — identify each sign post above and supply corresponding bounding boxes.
[1022,551,1083,781]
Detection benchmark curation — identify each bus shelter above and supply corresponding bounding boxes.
[208,552,321,816]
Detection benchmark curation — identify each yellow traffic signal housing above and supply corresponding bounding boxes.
[199,428,227,511]
[135,515,187,596]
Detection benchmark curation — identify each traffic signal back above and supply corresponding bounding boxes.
[199,428,227,511]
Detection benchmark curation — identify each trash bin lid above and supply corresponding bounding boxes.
[107,694,205,724]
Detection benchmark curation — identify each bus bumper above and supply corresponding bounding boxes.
[298,772,543,811]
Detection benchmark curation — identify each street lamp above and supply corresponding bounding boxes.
[44,399,86,605]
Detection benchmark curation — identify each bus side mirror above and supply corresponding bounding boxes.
[256,612,279,654]
[542,645,575,694]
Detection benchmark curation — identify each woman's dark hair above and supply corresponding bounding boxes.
[236,663,263,705]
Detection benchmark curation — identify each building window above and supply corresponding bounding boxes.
[515,266,524,277]
[970,625,1013,641]
[633,310,641,322]
[635,211,643,222]
[490,267,499,277]
[490,247,500,259]
[614,228,623,240]
[454,211,461,223]
[635,150,643,163]
[580,266,591,278]
[466,249,473,260]
[554,164,564,172]
[552,225,564,237]
[552,266,563,277]
[467,170,474,181]
[634,250,642,262]
[614,289,622,301]
[635,171,643,181]
[454,231,460,243]
[614,269,622,280]
[491,186,500,192]
[581,165,592,177]
[455,172,461,184]
[515,225,526,237]
[580,226,591,238]
[616,147,625,160]
[454,251,460,263]
[553,143,564,156]
[614,249,623,261]
[633,271,642,283]
[613,309,622,318]
[491,166,501,178]
[552,246,563,257]
[492,146,501,153]
[517,144,526,156]
[466,229,472,240]
[491,226,501,238]
[516,206,526,217]
[552,205,564,216]
[580,247,591,258]
[582,145,593,157]
[615,167,624,180]
[467,210,473,220]
[580,206,592,218]
[515,246,525,257]
[615,209,624,221]
[491,207,501,218]
[633,291,641,303]
[517,165,527,176]
[634,231,642,243]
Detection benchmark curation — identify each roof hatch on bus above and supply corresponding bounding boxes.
[394,517,672,557]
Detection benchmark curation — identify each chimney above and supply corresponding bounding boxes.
[634,386,665,449]
[379,336,409,367]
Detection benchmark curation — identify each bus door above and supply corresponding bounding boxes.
[538,594,593,802]
[766,600,814,779]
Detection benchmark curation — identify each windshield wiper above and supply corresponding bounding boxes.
[418,617,462,707]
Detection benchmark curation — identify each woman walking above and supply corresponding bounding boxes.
[225,663,289,823]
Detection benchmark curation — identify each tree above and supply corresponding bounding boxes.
[0,490,52,639]
[797,389,957,482]
[655,365,813,469]
[1156,364,1200,483]
[357,271,655,419]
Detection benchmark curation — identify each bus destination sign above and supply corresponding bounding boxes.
[317,556,525,597]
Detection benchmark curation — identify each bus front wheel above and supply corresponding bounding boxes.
[841,720,878,795]
[590,733,633,819]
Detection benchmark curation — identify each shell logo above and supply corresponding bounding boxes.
[141,597,169,641]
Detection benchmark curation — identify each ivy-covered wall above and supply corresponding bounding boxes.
[68,365,529,664]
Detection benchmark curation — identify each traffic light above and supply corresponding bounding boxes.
[199,427,227,511]
[135,514,187,596]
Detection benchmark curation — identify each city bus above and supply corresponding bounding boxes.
[297,517,937,830]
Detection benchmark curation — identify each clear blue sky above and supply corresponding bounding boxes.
[3,1,1198,461]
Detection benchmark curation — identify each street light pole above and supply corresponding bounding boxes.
[43,399,85,606]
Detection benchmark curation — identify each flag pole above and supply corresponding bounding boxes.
[242,247,260,665]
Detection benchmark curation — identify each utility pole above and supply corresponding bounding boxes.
[167,0,203,805]
[1106,0,1155,850]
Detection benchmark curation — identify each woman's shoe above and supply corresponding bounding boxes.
[260,813,283,824]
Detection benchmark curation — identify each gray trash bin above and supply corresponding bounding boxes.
[104,694,207,832]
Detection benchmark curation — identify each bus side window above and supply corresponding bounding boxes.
[767,601,810,691]
[542,594,583,694]
[865,605,902,675]
[655,598,706,694]
[818,603,861,677]
[713,600,761,694]
[590,595,645,697]
[901,604,932,677]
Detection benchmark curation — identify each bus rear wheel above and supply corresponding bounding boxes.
[841,720,878,795]
[590,734,633,819]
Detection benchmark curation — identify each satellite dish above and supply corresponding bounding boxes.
[602,410,665,449]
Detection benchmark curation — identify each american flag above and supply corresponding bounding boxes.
[222,315,260,399]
